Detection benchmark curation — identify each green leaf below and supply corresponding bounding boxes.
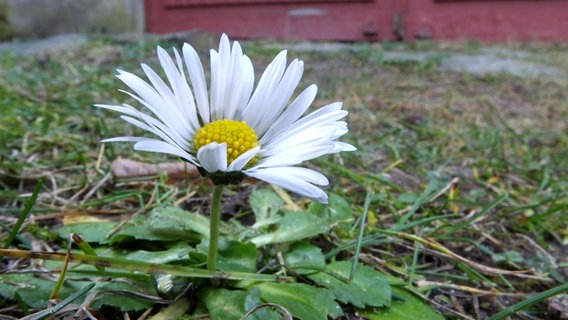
[395,192,418,206]
[110,206,209,243]
[359,287,444,320]
[308,261,391,308]
[0,274,154,312]
[43,243,196,273]
[107,242,194,264]
[307,193,353,225]
[250,211,330,246]
[198,237,258,272]
[0,273,75,308]
[198,287,248,320]
[249,188,284,229]
[491,250,523,263]
[328,193,355,224]
[79,280,155,311]
[283,242,326,274]
[244,287,283,320]
[57,221,118,243]
[254,282,343,320]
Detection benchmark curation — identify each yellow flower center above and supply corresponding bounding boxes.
[193,119,259,165]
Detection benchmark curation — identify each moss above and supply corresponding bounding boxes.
[0,0,14,40]
[90,1,133,34]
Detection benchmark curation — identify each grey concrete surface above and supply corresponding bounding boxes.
[271,42,565,79]
[0,33,87,55]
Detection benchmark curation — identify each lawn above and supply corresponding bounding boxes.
[0,33,567,319]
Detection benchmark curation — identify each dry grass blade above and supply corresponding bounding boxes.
[380,230,551,281]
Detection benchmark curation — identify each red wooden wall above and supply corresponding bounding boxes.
[145,0,568,43]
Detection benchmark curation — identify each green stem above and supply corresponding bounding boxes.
[0,248,286,282]
[207,185,224,271]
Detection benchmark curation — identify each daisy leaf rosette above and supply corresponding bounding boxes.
[97,34,355,203]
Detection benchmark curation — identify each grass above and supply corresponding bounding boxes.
[1,35,567,319]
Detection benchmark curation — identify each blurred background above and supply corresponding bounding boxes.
[1,0,567,43]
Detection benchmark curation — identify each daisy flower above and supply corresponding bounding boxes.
[97,34,354,204]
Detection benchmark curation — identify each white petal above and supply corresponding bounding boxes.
[264,103,347,150]
[245,166,329,203]
[206,36,255,122]
[233,55,255,121]
[141,63,176,110]
[183,43,210,123]
[132,139,197,164]
[243,50,287,129]
[210,34,236,120]
[254,99,354,168]
[227,146,260,171]
[210,37,227,120]
[221,42,240,119]
[263,125,337,156]
[260,84,317,144]
[261,59,304,133]
[254,59,304,136]
[96,103,189,151]
[225,41,250,120]
[333,141,357,152]
[116,70,163,114]
[100,136,147,143]
[117,90,192,147]
[116,70,191,138]
[95,103,137,115]
[138,63,194,137]
[256,144,335,168]
[197,142,228,172]
[158,46,200,131]
[119,111,190,152]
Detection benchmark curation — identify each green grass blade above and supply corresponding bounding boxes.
[350,190,372,281]
[31,283,96,320]
[397,182,439,225]
[3,178,44,249]
[438,194,508,236]
[407,228,423,286]
[0,220,30,249]
[488,282,568,320]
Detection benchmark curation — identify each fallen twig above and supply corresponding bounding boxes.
[110,158,200,183]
